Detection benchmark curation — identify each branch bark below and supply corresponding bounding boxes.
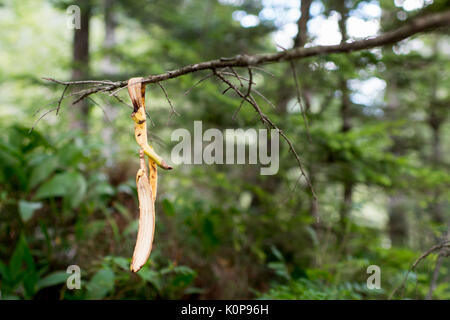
[45,10,450,100]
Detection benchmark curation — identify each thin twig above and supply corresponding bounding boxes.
[157,82,180,117]
[232,68,253,121]
[110,93,155,127]
[29,108,58,133]
[253,89,276,109]
[426,254,443,300]
[214,69,318,205]
[157,82,180,126]
[43,77,117,86]
[184,73,214,95]
[389,240,450,299]
[250,65,276,78]
[290,60,311,141]
[228,67,244,87]
[56,84,69,115]
[87,97,112,124]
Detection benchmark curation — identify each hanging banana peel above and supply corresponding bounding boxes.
[128,78,172,171]
[131,150,155,272]
[128,77,169,272]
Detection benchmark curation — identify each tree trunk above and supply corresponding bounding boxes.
[427,57,445,224]
[388,195,408,246]
[101,0,118,75]
[101,0,119,166]
[294,0,312,48]
[71,2,92,132]
[337,1,353,233]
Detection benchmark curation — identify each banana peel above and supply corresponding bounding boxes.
[127,77,172,171]
[128,77,167,272]
[130,150,155,272]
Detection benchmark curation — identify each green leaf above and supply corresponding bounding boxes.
[37,271,68,291]
[34,172,76,199]
[9,234,35,276]
[106,256,129,271]
[86,268,115,299]
[137,269,162,291]
[29,156,58,189]
[69,172,87,208]
[93,183,115,196]
[34,171,86,208]
[18,200,42,222]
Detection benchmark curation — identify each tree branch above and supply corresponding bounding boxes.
[44,10,450,101]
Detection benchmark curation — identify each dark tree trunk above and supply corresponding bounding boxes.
[427,62,445,224]
[101,0,119,165]
[388,195,408,246]
[294,0,312,48]
[102,0,118,75]
[337,1,353,233]
[71,2,92,132]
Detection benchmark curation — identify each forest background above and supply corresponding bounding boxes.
[0,0,449,300]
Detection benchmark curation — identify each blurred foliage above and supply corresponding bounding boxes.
[0,0,449,300]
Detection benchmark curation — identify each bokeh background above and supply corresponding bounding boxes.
[0,0,449,299]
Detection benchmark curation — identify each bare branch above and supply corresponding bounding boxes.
[214,69,318,206]
[43,77,117,86]
[43,10,450,102]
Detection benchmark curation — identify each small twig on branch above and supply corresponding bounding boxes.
[290,61,311,141]
[253,89,276,109]
[222,86,233,95]
[56,84,69,115]
[389,240,450,299]
[228,67,244,87]
[87,97,112,124]
[29,108,58,133]
[184,73,214,95]
[110,93,155,126]
[43,77,118,86]
[426,253,444,300]
[250,65,276,78]
[233,68,253,120]
[109,85,128,97]
[158,82,179,117]
[157,82,180,126]
[110,93,133,110]
[213,69,318,207]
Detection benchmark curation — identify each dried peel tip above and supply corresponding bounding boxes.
[160,160,173,170]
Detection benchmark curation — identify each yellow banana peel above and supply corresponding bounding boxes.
[130,150,155,272]
[128,77,167,272]
[127,77,172,170]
